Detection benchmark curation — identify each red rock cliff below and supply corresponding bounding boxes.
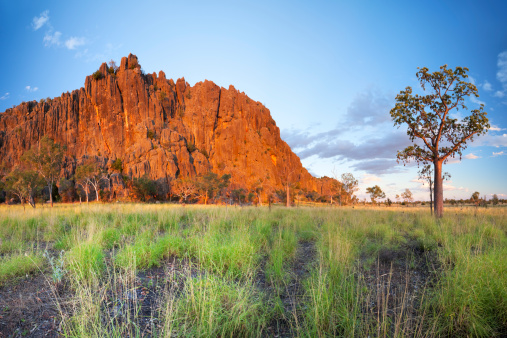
[0,54,333,199]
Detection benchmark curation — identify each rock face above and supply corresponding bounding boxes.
[0,54,334,200]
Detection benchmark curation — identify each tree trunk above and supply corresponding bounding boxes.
[286,184,290,207]
[429,179,433,216]
[258,192,262,206]
[95,185,100,202]
[205,191,208,205]
[49,183,53,207]
[434,160,444,218]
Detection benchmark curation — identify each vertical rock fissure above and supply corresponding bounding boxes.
[213,88,221,132]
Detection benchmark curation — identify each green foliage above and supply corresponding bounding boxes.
[186,142,196,153]
[44,250,66,284]
[129,59,139,69]
[110,158,123,173]
[0,253,44,285]
[131,175,157,201]
[366,185,385,204]
[147,129,155,140]
[200,148,209,159]
[66,243,105,284]
[21,136,65,205]
[92,70,103,80]
[115,234,185,270]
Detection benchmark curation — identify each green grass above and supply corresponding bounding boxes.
[0,252,44,285]
[0,203,505,336]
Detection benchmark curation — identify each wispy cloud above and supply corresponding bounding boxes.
[495,50,507,97]
[470,96,485,106]
[25,86,38,92]
[0,93,9,100]
[490,125,505,131]
[492,151,505,157]
[65,37,86,50]
[497,51,507,84]
[464,153,480,160]
[32,11,86,51]
[32,10,49,31]
[482,80,492,91]
[43,31,62,47]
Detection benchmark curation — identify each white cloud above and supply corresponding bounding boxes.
[494,90,505,98]
[482,80,492,91]
[468,76,476,85]
[497,51,507,84]
[362,174,382,184]
[65,37,86,50]
[464,153,480,160]
[25,86,38,92]
[32,10,49,30]
[490,125,505,131]
[492,151,505,157]
[43,31,62,47]
[0,93,9,100]
[470,96,485,106]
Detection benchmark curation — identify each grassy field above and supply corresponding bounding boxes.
[0,204,505,337]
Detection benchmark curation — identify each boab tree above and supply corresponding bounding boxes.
[391,65,489,218]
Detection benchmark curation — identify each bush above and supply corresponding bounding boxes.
[147,130,155,140]
[185,90,191,100]
[92,70,103,80]
[131,175,157,201]
[111,158,123,172]
[159,91,166,101]
[200,148,209,159]
[186,142,196,153]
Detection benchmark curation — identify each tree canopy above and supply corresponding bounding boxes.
[390,65,489,217]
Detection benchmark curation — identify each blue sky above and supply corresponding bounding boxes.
[1,0,506,201]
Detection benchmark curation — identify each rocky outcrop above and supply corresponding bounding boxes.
[0,54,335,200]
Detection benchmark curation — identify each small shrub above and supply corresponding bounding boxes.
[159,91,166,101]
[186,142,196,153]
[147,129,155,140]
[185,90,191,100]
[200,148,209,159]
[111,158,123,172]
[129,59,139,69]
[92,70,103,80]
[44,250,66,284]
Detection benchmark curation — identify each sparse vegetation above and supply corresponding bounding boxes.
[0,204,505,336]
[92,70,103,80]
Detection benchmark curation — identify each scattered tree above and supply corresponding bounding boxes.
[195,172,231,204]
[75,160,105,202]
[366,185,386,205]
[22,136,65,207]
[471,191,481,206]
[401,189,414,206]
[173,177,197,203]
[341,172,359,205]
[391,65,489,217]
[131,175,157,201]
[492,194,499,205]
[4,166,42,209]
